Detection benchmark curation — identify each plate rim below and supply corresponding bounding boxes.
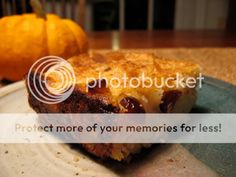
[203,76,236,93]
[0,80,25,98]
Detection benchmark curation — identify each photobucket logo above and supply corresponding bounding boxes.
[27,56,76,104]
[86,72,204,92]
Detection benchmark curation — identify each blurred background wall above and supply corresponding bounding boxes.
[0,0,235,31]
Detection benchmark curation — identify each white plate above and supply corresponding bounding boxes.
[0,82,219,177]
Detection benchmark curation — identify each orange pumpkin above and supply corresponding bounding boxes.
[0,14,88,81]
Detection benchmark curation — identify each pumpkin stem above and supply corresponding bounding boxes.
[30,0,46,19]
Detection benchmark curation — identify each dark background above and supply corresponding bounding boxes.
[0,0,235,31]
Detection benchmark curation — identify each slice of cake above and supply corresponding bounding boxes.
[26,52,200,161]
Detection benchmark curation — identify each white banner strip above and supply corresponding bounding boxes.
[0,113,235,143]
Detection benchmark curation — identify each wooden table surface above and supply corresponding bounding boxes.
[87,30,236,49]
